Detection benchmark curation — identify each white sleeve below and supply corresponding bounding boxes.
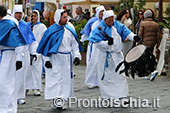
[96,41,114,52]
[15,45,25,61]
[126,32,136,41]
[29,41,38,54]
[80,34,88,42]
[71,34,82,60]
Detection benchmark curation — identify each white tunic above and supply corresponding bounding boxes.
[0,45,24,113]
[85,20,100,87]
[0,15,24,113]
[26,23,47,91]
[96,26,129,99]
[17,41,37,99]
[45,27,81,101]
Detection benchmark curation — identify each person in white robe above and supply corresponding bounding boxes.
[85,5,106,88]
[13,5,37,104]
[88,10,138,99]
[37,9,83,110]
[26,10,47,96]
[0,5,27,113]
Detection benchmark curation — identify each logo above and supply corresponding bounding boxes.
[53,97,65,107]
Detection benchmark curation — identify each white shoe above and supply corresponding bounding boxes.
[17,99,26,105]
[33,89,41,96]
[142,76,149,80]
[150,71,158,81]
[87,85,94,89]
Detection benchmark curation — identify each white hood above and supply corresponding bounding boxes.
[33,10,40,22]
[54,9,65,25]
[103,10,114,20]
[12,5,23,20]
[95,5,106,19]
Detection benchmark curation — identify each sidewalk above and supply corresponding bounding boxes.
[18,65,170,113]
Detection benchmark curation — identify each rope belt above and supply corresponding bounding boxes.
[88,42,93,61]
[101,51,111,80]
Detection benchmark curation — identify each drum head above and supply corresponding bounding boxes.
[125,45,146,63]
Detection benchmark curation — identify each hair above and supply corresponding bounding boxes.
[137,9,145,19]
[117,9,132,20]
[61,11,66,17]
[110,6,115,11]
[145,8,155,20]
[92,7,96,10]
[0,5,7,18]
[76,7,82,12]
[33,10,38,15]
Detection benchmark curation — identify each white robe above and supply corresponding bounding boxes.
[44,27,81,101]
[0,15,24,113]
[17,41,37,99]
[96,26,129,99]
[26,23,47,91]
[85,20,100,87]
[0,45,24,113]
[122,18,133,56]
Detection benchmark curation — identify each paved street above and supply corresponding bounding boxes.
[18,65,170,113]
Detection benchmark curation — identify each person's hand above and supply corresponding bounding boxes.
[122,15,126,19]
[107,37,113,45]
[73,57,80,66]
[30,54,37,61]
[45,61,52,68]
[134,36,142,42]
[16,61,22,71]
[104,35,113,45]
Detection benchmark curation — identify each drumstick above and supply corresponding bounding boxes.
[98,26,111,40]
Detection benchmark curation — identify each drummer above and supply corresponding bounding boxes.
[88,10,141,100]
[138,9,160,81]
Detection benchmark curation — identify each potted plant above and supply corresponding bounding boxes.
[72,19,88,64]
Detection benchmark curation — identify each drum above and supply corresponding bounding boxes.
[116,45,157,78]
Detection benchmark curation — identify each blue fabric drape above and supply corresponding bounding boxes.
[88,20,132,43]
[19,20,36,44]
[37,23,83,57]
[80,17,98,37]
[88,20,112,42]
[0,19,26,47]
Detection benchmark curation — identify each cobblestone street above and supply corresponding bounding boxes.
[18,65,170,113]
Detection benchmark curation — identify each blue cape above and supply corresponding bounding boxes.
[80,17,98,37]
[113,20,131,42]
[27,21,41,27]
[0,19,26,47]
[19,20,36,44]
[37,23,83,57]
[88,20,132,42]
[88,20,112,42]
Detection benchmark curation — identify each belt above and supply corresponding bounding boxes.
[101,51,111,80]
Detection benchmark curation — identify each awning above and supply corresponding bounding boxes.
[59,0,170,4]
